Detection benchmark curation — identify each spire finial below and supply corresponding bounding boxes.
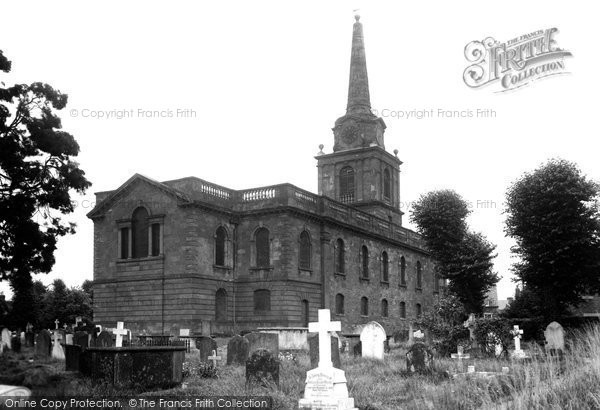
[346,13,371,115]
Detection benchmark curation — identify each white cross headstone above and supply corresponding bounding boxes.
[308,309,341,368]
[51,330,65,360]
[510,325,527,359]
[112,322,129,347]
[54,319,60,330]
[299,309,357,410]
[208,349,221,368]
[450,345,470,372]
[63,323,68,331]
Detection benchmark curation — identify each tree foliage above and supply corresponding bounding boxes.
[415,293,469,356]
[0,49,91,287]
[505,159,600,320]
[411,190,498,313]
[472,317,512,358]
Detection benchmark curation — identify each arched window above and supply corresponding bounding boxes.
[255,228,270,268]
[361,246,369,278]
[381,299,389,317]
[399,256,406,286]
[335,294,345,315]
[399,301,406,319]
[381,251,389,282]
[150,223,161,256]
[383,168,391,200]
[360,296,369,316]
[254,289,271,312]
[416,303,422,319]
[215,288,227,321]
[339,166,355,203]
[119,227,130,259]
[215,226,227,266]
[416,261,422,289]
[335,238,345,273]
[299,230,311,270]
[301,299,309,327]
[132,207,149,258]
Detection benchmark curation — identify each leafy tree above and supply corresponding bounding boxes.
[0,50,90,328]
[505,159,600,320]
[502,285,542,319]
[415,293,469,356]
[473,317,512,358]
[411,190,498,313]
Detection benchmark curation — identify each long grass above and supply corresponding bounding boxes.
[4,325,600,409]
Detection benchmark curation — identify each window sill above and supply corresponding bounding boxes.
[380,281,390,286]
[359,277,370,283]
[250,266,274,271]
[117,255,164,263]
[399,284,407,288]
[298,268,313,274]
[334,272,346,279]
[335,312,345,316]
[415,287,423,292]
[213,264,232,271]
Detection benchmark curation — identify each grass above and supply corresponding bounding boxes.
[2,325,600,409]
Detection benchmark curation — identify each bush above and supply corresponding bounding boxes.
[473,317,512,357]
[182,361,219,379]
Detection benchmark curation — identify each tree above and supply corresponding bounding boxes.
[0,50,90,327]
[505,159,600,320]
[411,190,498,313]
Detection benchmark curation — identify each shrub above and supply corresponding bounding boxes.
[473,317,512,357]
[182,361,219,379]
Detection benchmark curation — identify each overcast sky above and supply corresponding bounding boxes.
[1,0,598,301]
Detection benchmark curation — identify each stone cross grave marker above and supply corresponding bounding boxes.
[360,321,386,360]
[63,324,68,331]
[298,309,357,410]
[544,321,565,352]
[55,319,60,330]
[112,321,129,347]
[51,330,65,360]
[450,345,470,372]
[208,349,221,368]
[463,313,477,346]
[511,325,526,358]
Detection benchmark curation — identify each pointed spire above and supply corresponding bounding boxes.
[347,14,372,115]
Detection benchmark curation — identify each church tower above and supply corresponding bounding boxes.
[317,15,403,225]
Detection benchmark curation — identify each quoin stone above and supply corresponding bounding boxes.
[359,321,386,360]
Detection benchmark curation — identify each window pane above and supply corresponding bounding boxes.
[151,224,161,256]
[215,289,227,321]
[256,228,270,267]
[254,289,271,311]
[215,227,226,266]
[335,294,345,314]
[299,231,311,269]
[132,207,149,258]
[335,239,345,273]
[339,166,355,203]
[120,227,129,259]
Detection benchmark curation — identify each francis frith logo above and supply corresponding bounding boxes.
[463,28,572,92]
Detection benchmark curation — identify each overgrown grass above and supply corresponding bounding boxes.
[3,325,600,409]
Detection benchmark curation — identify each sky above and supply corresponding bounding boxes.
[1,0,598,301]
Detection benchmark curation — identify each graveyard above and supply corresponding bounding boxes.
[2,312,600,409]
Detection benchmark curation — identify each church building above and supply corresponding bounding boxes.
[87,16,441,336]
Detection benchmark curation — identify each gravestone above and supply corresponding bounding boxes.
[406,342,434,374]
[299,309,356,410]
[208,349,221,368]
[451,345,470,372]
[74,331,89,348]
[544,321,565,353]
[12,335,22,353]
[195,336,217,362]
[35,330,52,357]
[95,331,114,347]
[51,331,65,360]
[65,334,74,345]
[309,333,341,369]
[413,329,425,340]
[463,314,477,347]
[180,328,191,337]
[510,325,526,359]
[245,332,279,356]
[245,349,280,387]
[352,341,361,357]
[65,344,82,371]
[1,328,12,350]
[359,321,386,360]
[25,331,35,347]
[112,321,129,347]
[227,335,250,365]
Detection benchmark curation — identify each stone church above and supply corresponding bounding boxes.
[87,16,441,336]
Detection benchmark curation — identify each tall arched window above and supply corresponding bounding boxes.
[381,299,389,317]
[416,261,423,289]
[335,238,345,273]
[215,288,227,321]
[416,303,422,319]
[132,207,149,258]
[399,301,406,318]
[335,293,345,315]
[399,256,406,286]
[361,246,369,278]
[215,226,227,266]
[360,297,369,316]
[381,251,389,282]
[255,227,270,268]
[301,299,309,327]
[339,166,355,203]
[383,168,391,200]
[254,289,271,312]
[299,231,311,270]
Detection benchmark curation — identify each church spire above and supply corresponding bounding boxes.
[347,14,371,115]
